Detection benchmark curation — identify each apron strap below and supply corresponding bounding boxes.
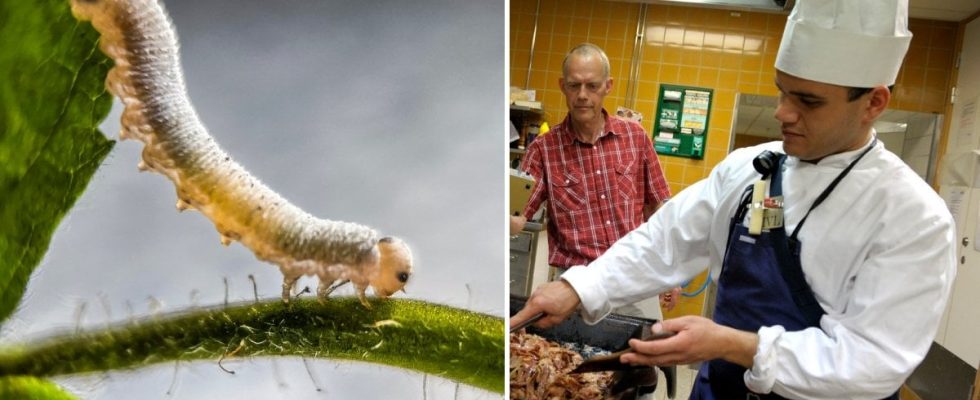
[711,142,895,400]
[728,155,826,325]
[730,140,876,327]
[782,140,877,325]
[789,138,878,242]
[757,155,830,325]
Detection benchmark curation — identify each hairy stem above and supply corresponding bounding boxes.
[0,298,503,393]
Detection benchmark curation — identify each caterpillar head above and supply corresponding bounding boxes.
[371,237,413,298]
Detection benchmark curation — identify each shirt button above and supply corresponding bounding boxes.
[606,220,611,225]
[600,194,606,199]
[596,170,601,174]
[565,179,570,184]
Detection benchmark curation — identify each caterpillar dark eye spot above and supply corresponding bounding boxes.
[69,0,414,310]
[398,272,410,283]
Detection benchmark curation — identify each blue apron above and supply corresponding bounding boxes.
[690,147,897,400]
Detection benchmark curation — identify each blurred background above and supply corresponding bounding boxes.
[1,0,504,398]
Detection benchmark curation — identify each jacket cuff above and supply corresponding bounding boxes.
[744,325,786,394]
[561,265,612,325]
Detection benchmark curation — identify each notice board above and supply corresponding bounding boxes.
[652,84,714,159]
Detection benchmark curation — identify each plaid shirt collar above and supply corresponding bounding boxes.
[556,109,623,145]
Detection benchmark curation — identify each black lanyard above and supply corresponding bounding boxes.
[789,138,878,247]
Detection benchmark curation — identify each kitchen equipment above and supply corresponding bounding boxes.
[571,330,676,373]
[510,295,677,399]
[509,312,544,333]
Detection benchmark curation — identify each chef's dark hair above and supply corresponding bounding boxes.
[847,85,895,101]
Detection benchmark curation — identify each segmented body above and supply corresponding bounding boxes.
[70,0,392,304]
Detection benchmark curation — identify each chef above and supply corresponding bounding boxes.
[509,0,957,398]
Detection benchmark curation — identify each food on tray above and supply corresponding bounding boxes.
[510,331,615,399]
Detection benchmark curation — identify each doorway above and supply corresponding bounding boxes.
[731,93,943,184]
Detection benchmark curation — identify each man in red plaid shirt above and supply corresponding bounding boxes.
[510,43,678,318]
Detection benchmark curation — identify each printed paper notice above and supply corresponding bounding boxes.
[946,187,967,230]
[681,90,710,135]
[959,95,977,145]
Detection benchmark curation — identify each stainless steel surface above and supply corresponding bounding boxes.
[509,231,538,297]
[606,0,791,14]
[624,3,648,109]
[510,233,532,252]
[523,0,541,89]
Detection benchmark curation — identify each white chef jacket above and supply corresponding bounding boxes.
[562,137,956,399]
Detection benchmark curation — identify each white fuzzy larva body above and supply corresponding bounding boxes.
[69,0,413,306]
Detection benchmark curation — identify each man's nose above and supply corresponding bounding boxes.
[773,99,797,124]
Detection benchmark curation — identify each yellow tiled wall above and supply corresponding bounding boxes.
[897,19,959,113]
[511,0,642,122]
[633,6,787,195]
[510,0,959,319]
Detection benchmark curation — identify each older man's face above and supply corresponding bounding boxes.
[559,55,612,127]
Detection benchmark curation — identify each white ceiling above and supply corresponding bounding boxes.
[612,0,980,21]
[728,0,978,138]
[733,94,781,139]
[909,0,980,22]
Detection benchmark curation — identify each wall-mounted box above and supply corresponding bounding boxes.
[652,84,714,159]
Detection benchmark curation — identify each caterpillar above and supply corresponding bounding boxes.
[69,0,413,308]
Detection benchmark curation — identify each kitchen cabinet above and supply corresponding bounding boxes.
[509,221,543,297]
[510,104,544,158]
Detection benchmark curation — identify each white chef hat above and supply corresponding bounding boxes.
[775,0,913,88]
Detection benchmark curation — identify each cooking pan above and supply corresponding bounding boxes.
[510,295,677,399]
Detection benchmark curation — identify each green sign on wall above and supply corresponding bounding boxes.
[652,84,714,159]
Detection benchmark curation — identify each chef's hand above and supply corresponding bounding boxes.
[510,280,581,330]
[621,316,758,368]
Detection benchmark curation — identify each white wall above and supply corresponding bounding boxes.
[937,15,980,367]
[879,130,907,160]
[903,114,940,180]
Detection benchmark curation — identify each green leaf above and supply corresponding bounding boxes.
[0,298,505,393]
[0,2,505,394]
[0,376,77,400]
[0,0,115,322]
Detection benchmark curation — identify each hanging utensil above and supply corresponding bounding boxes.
[509,312,545,333]
[571,330,676,373]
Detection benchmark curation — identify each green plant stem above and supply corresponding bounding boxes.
[0,376,77,400]
[0,298,504,393]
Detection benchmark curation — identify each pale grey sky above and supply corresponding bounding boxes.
[3,0,504,398]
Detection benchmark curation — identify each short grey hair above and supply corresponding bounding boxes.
[562,43,610,80]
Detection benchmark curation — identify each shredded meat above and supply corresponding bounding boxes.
[510,331,614,399]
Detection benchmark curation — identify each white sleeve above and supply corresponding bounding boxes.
[745,198,956,399]
[562,154,741,324]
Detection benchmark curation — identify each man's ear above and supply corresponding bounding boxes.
[864,86,891,123]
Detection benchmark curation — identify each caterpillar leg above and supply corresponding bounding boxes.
[316,279,333,302]
[316,279,350,302]
[176,198,192,212]
[354,282,372,309]
[281,272,301,304]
